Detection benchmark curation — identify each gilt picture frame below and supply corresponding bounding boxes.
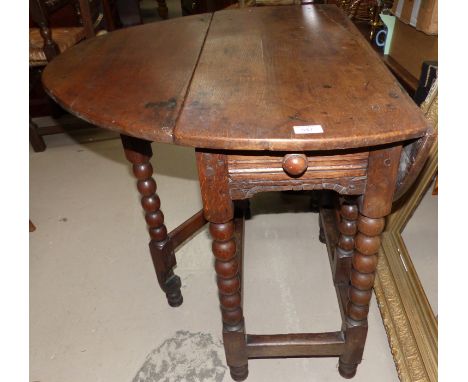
[374,82,438,382]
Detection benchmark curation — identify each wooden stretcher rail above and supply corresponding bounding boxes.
[246,332,345,358]
[168,210,207,250]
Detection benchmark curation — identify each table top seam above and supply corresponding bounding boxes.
[172,12,215,142]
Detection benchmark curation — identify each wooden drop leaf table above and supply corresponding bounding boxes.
[42,5,435,381]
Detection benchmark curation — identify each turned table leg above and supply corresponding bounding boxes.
[339,213,384,378]
[121,134,182,307]
[196,151,248,381]
[211,220,248,381]
[334,197,358,285]
[339,145,402,378]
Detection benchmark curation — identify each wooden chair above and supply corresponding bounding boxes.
[29,0,99,152]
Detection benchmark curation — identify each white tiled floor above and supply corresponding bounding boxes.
[30,129,437,382]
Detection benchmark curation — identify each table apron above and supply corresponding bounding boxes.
[226,151,369,200]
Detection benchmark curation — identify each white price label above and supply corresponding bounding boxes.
[293,125,324,134]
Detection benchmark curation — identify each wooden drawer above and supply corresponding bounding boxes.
[227,151,369,199]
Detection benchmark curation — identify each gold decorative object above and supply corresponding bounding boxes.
[338,0,394,40]
[374,80,438,382]
[339,0,374,21]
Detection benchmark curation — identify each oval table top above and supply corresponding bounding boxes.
[43,5,431,152]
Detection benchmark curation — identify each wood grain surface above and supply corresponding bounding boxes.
[226,150,369,199]
[42,5,431,151]
[42,13,212,143]
[175,5,429,150]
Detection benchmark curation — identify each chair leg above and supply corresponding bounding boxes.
[156,0,168,19]
[339,213,385,378]
[120,134,182,307]
[29,118,46,152]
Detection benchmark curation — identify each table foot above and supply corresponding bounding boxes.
[164,274,183,307]
[229,365,249,381]
[338,360,357,379]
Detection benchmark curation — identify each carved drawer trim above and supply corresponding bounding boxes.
[227,151,369,199]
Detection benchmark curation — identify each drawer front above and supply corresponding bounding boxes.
[227,151,369,199]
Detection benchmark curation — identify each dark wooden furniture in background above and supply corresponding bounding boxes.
[107,0,170,26]
[113,0,170,26]
[29,0,100,151]
[113,0,144,25]
[151,0,169,20]
[181,0,237,16]
[42,5,434,380]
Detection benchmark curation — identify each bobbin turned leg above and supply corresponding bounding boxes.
[121,134,182,307]
[339,213,384,378]
[211,220,248,381]
[196,151,248,381]
[334,197,358,285]
[339,146,402,378]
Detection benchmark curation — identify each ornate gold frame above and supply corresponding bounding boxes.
[374,84,438,382]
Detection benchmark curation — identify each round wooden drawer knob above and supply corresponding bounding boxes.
[282,154,308,177]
